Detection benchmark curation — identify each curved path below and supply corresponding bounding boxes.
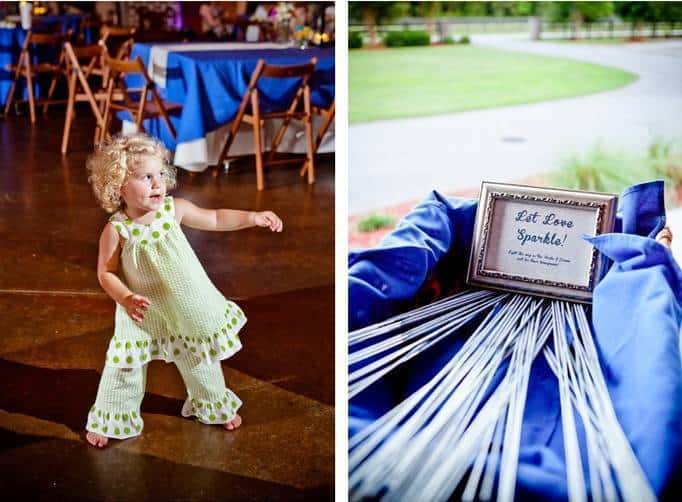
[349,36,682,215]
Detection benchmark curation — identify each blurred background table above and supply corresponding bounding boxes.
[0,17,96,109]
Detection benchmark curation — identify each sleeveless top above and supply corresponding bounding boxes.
[104,196,246,368]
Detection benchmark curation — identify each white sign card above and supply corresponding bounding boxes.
[467,182,618,303]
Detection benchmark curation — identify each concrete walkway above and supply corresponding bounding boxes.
[350,37,682,215]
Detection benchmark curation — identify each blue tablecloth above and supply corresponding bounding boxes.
[127,43,335,156]
[0,27,24,107]
[349,181,682,499]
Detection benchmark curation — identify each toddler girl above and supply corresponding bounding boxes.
[85,133,282,448]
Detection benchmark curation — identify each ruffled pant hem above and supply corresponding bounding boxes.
[85,405,144,439]
[180,389,242,425]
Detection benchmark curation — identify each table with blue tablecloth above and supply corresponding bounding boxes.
[124,42,335,172]
[0,18,93,108]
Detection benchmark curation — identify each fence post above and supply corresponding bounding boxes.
[529,16,542,40]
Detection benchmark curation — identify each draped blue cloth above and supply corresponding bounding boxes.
[349,181,682,499]
[126,43,335,153]
[0,27,25,107]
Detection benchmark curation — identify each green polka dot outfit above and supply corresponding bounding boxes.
[85,196,246,440]
[103,196,246,368]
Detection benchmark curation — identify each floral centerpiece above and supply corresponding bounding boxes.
[270,2,293,44]
[292,25,311,48]
[293,26,331,49]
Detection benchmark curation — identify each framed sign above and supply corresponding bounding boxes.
[467,182,618,303]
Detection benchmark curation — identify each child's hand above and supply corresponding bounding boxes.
[121,294,151,322]
[253,211,283,232]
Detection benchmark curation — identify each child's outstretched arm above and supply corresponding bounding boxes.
[174,198,283,232]
[97,223,151,322]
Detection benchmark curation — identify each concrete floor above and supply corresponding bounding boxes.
[0,112,334,499]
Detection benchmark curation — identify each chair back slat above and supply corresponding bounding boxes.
[256,58,317,117]
[106,55,145,76]
[261,58,317,79]
[100,25,137,40]
[70,43,103,61]
[28,32,71,46]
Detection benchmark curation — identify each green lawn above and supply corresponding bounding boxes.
[349,45,637,123]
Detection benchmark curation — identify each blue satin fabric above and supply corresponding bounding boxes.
[349,181,682,498]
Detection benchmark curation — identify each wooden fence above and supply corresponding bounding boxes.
[349,17,682,44]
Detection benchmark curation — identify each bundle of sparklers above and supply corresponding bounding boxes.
[349,289,655,502]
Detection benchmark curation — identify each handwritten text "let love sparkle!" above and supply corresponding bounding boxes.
[514,210,574,247]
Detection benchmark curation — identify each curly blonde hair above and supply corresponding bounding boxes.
[87,133,178,213]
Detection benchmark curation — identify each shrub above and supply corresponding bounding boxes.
[648,139,682,205]
[551,141,682,207]
[438,35,468,46]
[552,147,632,193]
[349,31,363,49]
[384,30,431,48]
[357,214,396,233]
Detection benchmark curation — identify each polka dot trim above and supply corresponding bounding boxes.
[85,405,144,439]
[180,389,242,425]
[104,302,246,369]
[109,196,176,246]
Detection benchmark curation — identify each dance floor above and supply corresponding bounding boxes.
[0,112,334,499]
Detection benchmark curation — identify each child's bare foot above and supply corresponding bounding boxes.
[86,431,109,448]
[223,414,242,431]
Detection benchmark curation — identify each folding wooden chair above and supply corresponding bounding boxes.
[299,100,335,178]
[4,30,71,123]
[100,54,182,140]
[61,42,109,153]
[217,57,317,191]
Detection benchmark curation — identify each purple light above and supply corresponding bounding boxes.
[172,4,182,30]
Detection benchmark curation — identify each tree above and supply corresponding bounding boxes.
[541,2,613,38]
[349,2,400,47]
[615,1,682,37]
[616,2,656,37]
[413,2,442,40]
[574,2,614,22]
